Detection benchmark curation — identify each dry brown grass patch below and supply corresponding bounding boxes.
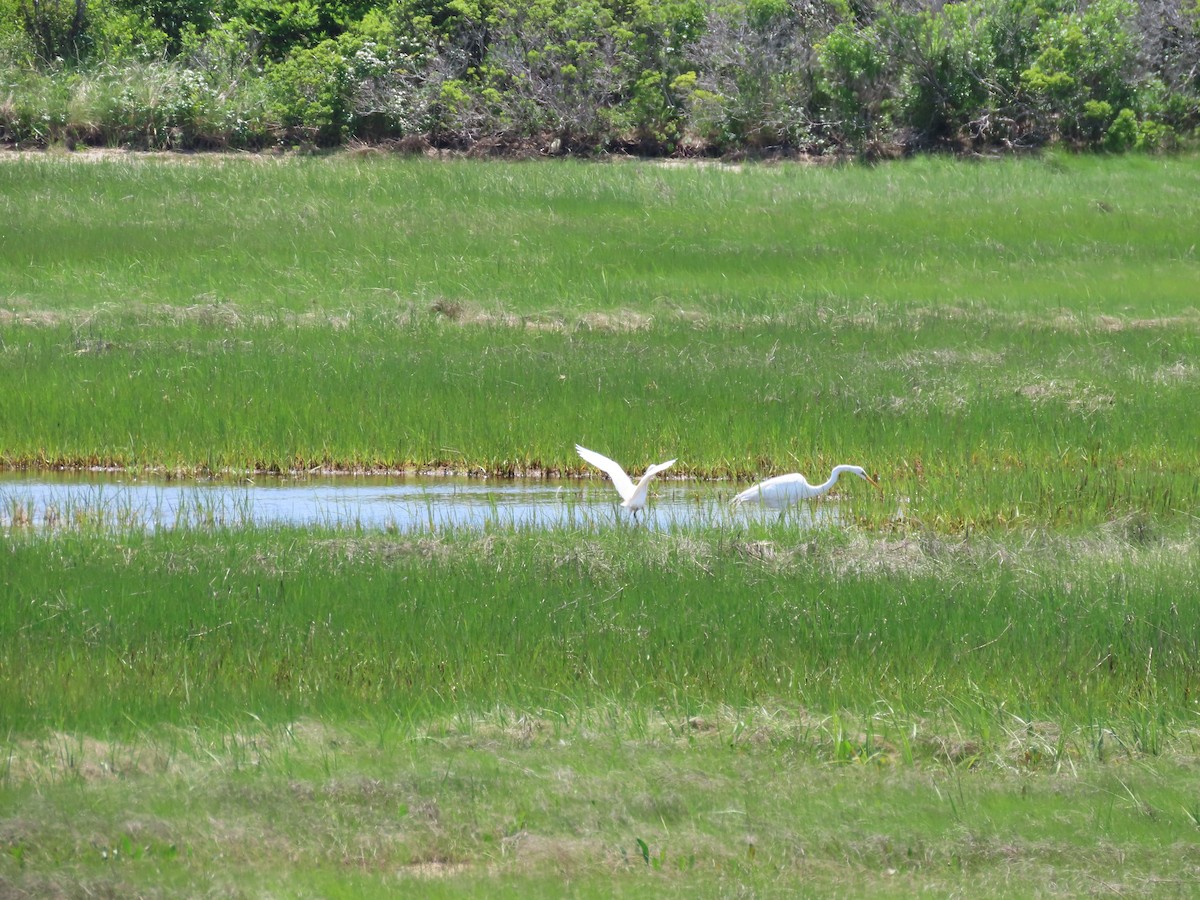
[1016,378,1114,413]
[399,858,474,879]
[577,309,654,332]
[5,733,188,785]
[1094,314,1200,332]
[823,534,941,579]
[0,304,68,327]
[313,534,454,565]
[1152,361,1198,384]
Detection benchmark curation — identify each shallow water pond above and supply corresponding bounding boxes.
[0,472,844,532]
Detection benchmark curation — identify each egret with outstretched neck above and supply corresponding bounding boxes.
[732,465,879,509]
[575,444,676,519]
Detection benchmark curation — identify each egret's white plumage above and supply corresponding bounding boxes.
[732,465,879,509]
[575,444,676,516]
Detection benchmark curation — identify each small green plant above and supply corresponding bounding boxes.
[1103,106,1136,151]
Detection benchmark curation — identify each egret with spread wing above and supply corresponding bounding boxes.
[732,465,879,509]
[575,444,676,518]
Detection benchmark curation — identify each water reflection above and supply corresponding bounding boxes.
[0,472,841,533]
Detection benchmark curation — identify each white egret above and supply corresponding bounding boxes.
[575,444,677,518]
[732,465,880,509]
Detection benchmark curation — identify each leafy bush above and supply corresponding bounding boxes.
[891,1,998,147]
[483,0,631,147]
[64,63,206,147]
[815,20,892,149]
[1102,104,1136,150]
[268,37,356,143]
[1020,0,1142,145]
[103,0,213,55]
[0,0,36,67]
[231,0,323,60]
[15,0,93,64]
[90,6,171,63]
[0,68,70,142]
[1,0,1198,154]
[691,0,829,152]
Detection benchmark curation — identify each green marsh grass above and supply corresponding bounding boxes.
[4,710,1200,896]
[3,524,1200,894]
[2,153,1198,531]
[3,526,1198,734]
[3,152,1200,893]
[1,152,1198,315]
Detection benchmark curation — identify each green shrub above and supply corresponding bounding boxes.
[102,0,214,55]
[1101,103,1134,150]
[0,0,37,67]
[96,15,169,63]
[892,1,997,147]
[612,0,707,151]
[0,68,69,143]
[483,0,628,147]
[815,20,891,149]
[268,37,354,143]
[228,0,324,61]
[1020,0,1141,145]
[690,0,824,153]
[65,62,204,147]
[2,0,1198,155]
[15,0,94,64]
[626,68,685,151]
[1133,117,1173,151]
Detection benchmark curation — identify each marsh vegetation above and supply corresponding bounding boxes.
[1,152,1198,894]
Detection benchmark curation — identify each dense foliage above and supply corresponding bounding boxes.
[1,1,1198,154]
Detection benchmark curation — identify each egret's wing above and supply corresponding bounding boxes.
[629,458,677,504]
[730,482,760,505]
[732,473,809,507]
[642,459,676,481]
[575,444,635,501]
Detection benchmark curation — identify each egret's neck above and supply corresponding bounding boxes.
[815,466,854,496]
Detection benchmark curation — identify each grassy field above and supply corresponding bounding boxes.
[5,704,1200,896]
[2,151,1200,895]
[3,525,1200,895]
[2,152,1199,316]
[4,526,1198,731]
[1,152,1198,528]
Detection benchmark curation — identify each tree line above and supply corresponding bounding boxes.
[2,0,1197,154]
